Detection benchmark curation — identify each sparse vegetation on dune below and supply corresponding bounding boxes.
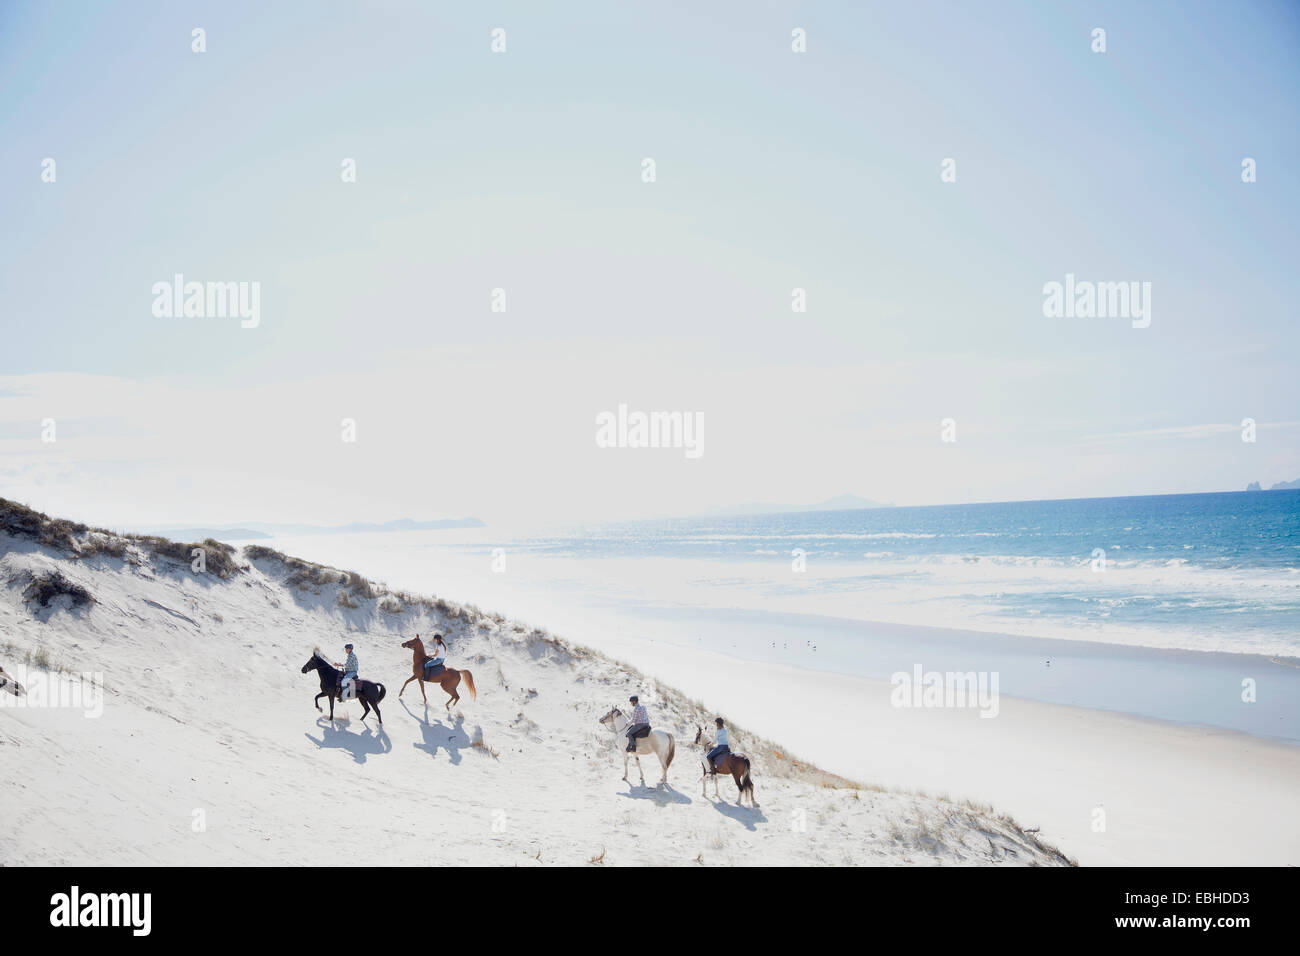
[0,498,100,552]
[1,496,1072,865]
[134,535,240,579]
[244,543,473,626]
[11,568,95,610]
[0,498,239,577]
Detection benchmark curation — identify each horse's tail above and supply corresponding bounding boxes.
[741,757,754,797]
[666,733,676,769]
[376,683,387,702]
[461,668,477,701]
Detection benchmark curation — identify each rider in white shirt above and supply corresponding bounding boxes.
[706,716,731,770]
[422,634,448,677]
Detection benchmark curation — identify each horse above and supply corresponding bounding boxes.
[399,635,476,712]
[598,706,675,787]
[301,648,386,723]
[693,726,757,807]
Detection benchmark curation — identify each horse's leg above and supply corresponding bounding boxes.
[634,753,645,787]
[622,750,629,782]
[359,696,371,722]
[399,675,417,698]
[418,678,428,705]
[314,692,325,713]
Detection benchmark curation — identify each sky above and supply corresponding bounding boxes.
[2,0,1298,530]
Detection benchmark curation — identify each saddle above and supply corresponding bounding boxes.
[711,751,745,772]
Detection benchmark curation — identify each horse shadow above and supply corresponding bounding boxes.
[618,783,693,806]
[402,700,470,765]
[304,718,392,764]
[709,798,767,830]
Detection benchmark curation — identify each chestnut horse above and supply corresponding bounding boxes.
[399,635,476,712]
[693,726,757,806]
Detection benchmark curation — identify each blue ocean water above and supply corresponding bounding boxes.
[511,491,1300,656]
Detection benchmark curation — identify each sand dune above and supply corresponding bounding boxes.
[0,510,1067,866]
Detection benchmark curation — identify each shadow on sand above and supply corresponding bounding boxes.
[618,782,693,806]
[708,798,767,830]
[402,700,471,765]
[304,717,392,764]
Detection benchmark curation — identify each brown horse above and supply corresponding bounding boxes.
[399,635,476,712]
[693,726,757,807]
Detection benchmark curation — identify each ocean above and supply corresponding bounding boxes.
[503,490,1300,658]
[254,490,1300,739]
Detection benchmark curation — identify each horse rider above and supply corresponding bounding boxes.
[625,694,651,752]
[336,643,358,698]
[706,716,730,772]
[421,634,448,678]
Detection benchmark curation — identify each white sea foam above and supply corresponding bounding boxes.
[253,530,1300,660]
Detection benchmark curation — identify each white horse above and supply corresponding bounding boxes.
[598,706,675,787]
[0,667,24,699]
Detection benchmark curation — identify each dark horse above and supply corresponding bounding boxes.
[693,726,758,807]
[301,648,386,723]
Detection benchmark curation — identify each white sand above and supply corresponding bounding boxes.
[0,533,1067,867]
[243,532,1300,865]
[580,633,1300,866]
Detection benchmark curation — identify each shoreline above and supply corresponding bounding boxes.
[248,531,1300,743]
[603,603,1300,745]
[0,524,1075,868]
[238,530,1300,865]
[3,507,1297,867]
[575,632,1300,867]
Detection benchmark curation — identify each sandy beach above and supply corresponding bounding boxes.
[0,522,1074,867]
[578,632,1300,866]
[4,512,1298,867]
[220,529,1300,867]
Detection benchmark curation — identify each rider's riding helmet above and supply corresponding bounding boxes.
[345,643,354,650]
[629,695,639,703]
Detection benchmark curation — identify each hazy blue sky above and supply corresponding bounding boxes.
[2,0,1297,528]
